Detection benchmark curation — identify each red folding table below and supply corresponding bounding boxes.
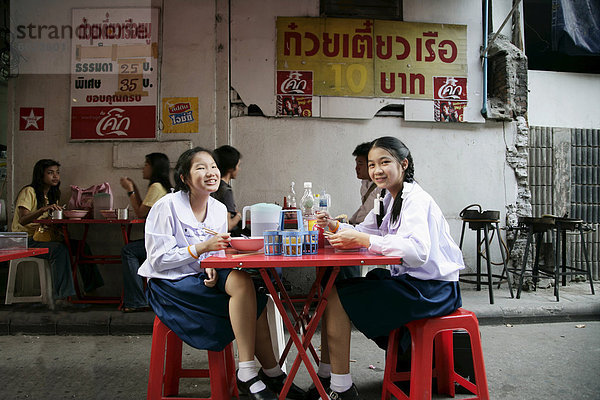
[0,247,49,262]
[202,247,401,400]
[35,218,145,305]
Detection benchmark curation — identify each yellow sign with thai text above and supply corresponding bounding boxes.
[162,97,198,133]
[276,17,467,99]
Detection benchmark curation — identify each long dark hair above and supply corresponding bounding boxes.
[174,147,216,192]
[370,136,415,225]
[20,159,61,209]
[145,153,172,192]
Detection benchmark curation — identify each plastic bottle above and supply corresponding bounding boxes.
[318,189,331,213]
[301,182,315,231]
[286,181,297,209]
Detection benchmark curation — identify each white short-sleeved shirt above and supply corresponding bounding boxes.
[138,191,228,280]
[342,182,465,281]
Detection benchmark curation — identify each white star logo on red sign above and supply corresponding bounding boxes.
[21,109,43,129]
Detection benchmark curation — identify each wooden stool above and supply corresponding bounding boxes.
[147,316,239,400]
[4,257,53,307]
[381,308,489,400]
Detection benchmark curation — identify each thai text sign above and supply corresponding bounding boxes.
[276,17,467,99]
[70,8,159,140]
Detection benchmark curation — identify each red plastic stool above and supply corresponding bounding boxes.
[147,316,239,400]
[381,308,489,400]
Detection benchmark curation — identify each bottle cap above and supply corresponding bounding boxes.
[304,182,312,188]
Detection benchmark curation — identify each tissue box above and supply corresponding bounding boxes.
[0,232,28,250]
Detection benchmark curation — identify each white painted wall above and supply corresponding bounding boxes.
[528,70,600,129]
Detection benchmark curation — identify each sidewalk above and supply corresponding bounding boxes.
[0,281,598,335]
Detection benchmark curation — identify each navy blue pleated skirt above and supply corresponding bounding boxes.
[336,268,462,348]
[146,269,268,351]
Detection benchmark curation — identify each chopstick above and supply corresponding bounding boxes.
[231,251,263,258]
[203,227,220,236]
[323,230,334,236]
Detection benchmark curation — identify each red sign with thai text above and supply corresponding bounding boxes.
[71,106,156,140]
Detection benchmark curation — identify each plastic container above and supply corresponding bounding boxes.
[282,230,303,256]
[301,182,315,231]
[93,193,113,219]
[263,230,283,255]
[242,203,282,237]
[0,232,28,250]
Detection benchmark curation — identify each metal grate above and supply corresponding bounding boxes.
[529,126,598,280]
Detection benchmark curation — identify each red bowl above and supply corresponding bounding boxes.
[230,237,264,252]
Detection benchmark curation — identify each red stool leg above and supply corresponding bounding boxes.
[147,317,169,400]
[164,330,183,396]
[434,330,455,396]
[224,343,239,399]
[406,322,435,400]
[464,317,490,400]
[381,328,401,400]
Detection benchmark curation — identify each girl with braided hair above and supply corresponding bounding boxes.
[311,136,464,399]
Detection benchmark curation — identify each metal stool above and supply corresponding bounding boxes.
[507,216,557,299]
[459,218,513,304]
[147,316,239,400]
[4,257,53,307]
[553,217,595,301]
[381,308,489,400]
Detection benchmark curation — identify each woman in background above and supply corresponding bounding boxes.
[12,159,103,307]
[119,152,172,312]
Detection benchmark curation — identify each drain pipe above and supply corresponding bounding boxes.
[481,0,489,117]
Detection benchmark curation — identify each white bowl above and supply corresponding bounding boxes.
[230,237,264,252]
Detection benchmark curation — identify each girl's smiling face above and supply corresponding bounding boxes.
[43,165,60,188]
[368,146,408,197]
[183,151,221,195]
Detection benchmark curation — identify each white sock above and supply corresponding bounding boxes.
[238,360,266,393]
[317,362,331,379]
[330,372,352,393]
[262,365,284,378]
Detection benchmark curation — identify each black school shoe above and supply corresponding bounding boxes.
[303,375,331,400]
[237,375,278,400]
[258,369,307,400]
[326,383,361,400]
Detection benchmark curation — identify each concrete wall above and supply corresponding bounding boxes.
[6,0,524,293]
[528,70,600,130]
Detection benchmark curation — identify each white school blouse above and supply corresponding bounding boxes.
[138,191,228,281]
[342,182,464,281]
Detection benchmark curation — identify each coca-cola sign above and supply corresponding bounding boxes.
[276,70,313,95]
[433,77,467,101]
[71,106,156,139]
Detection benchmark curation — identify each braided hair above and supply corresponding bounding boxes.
[370,136,415,225]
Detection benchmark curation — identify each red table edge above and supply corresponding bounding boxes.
[0,247,49,262]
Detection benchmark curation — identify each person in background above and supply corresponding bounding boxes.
[11,159,102,307]
[139,147,305,400]
[312,137,464,399]
[211,145,243,236]
[348,141,383,225]
[119,152,172,313]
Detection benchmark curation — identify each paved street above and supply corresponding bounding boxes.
[0,320,598,400]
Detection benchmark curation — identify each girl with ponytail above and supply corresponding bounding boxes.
[312,136,464,400]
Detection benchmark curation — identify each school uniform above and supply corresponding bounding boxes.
[334,182,464,345]
[139,191,267,351]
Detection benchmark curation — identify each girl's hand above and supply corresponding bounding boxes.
[326,229,370,249]
[119,177,134,191]
[200,233,231,253]
[316,211,337,231]
[204,268,218,287]
[44,204,63,213]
